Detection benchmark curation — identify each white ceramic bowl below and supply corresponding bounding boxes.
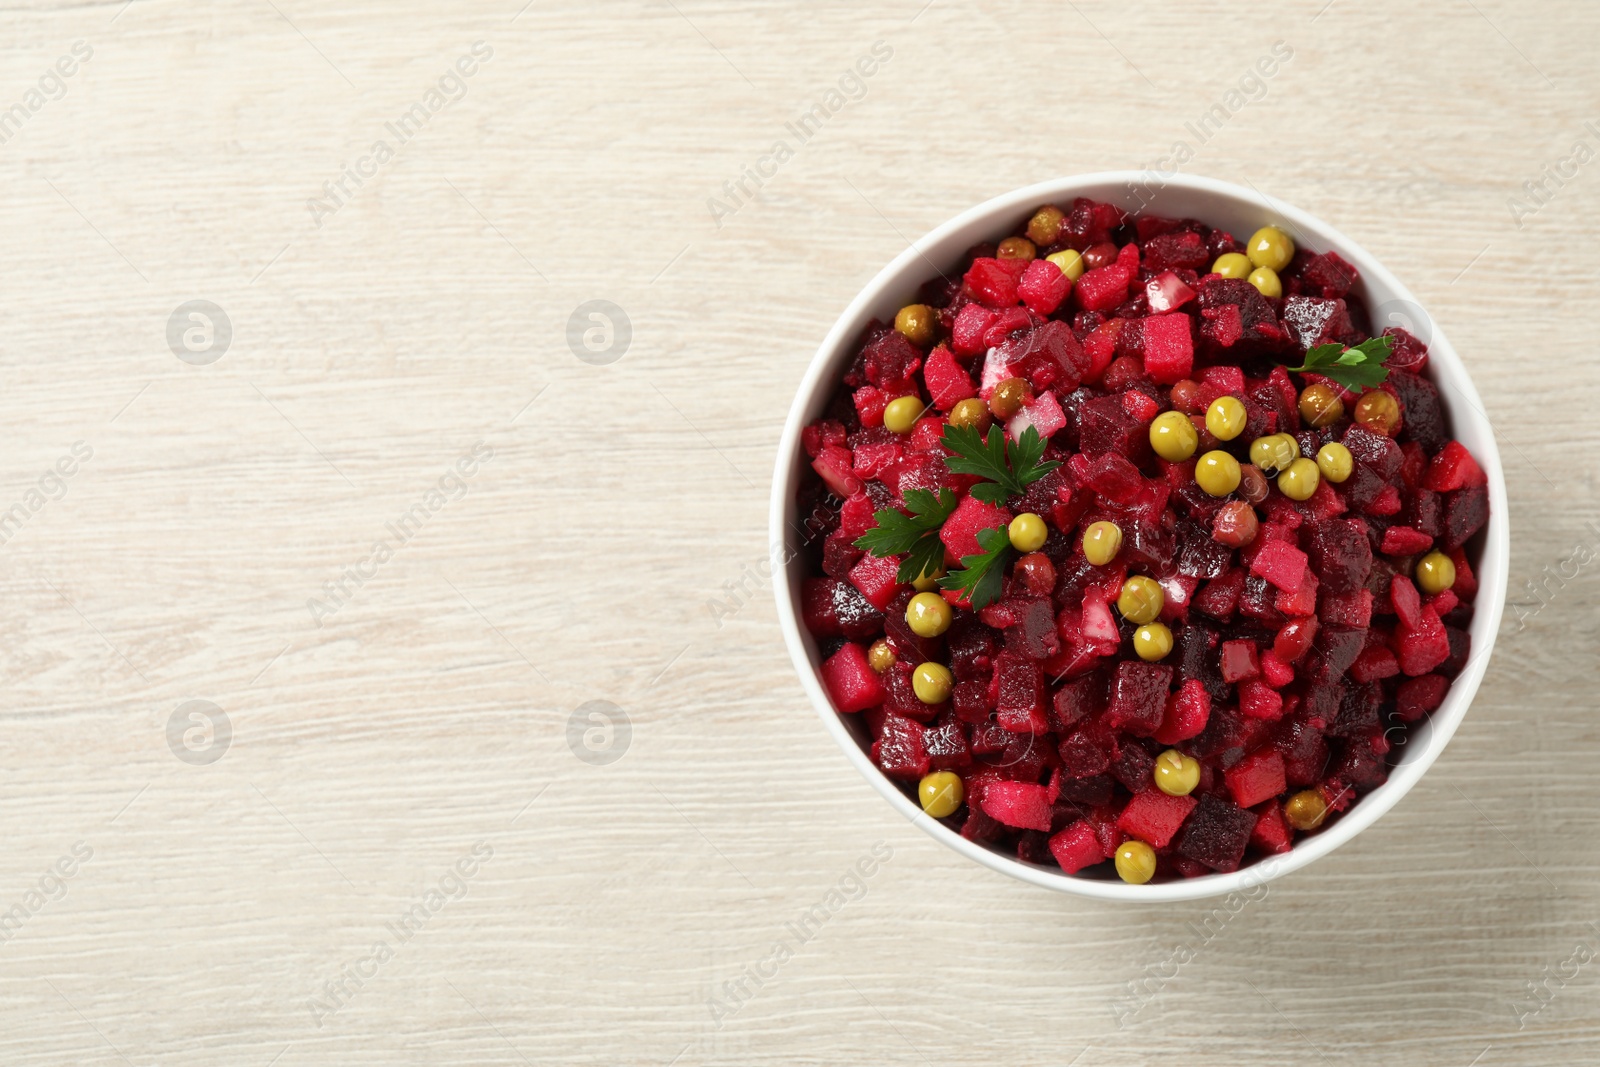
[771,173,1508,902]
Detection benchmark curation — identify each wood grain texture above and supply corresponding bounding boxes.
[0,0,1594,1063]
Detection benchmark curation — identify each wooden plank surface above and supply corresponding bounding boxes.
[0,1,1594,1063]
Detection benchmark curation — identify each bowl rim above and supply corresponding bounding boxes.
[770,171,1508,902]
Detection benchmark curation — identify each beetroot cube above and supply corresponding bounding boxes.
[1308,518,1373,595]
[1249,539,1309,594]
[923,717,972,770]
[1075,262,1132,312]
[861,330,923,390]
[847,551,905,611]
[1225,748,1287,808]
[871,714,928,779]
[1423,441,1487,492]
[1396,606,1451,676]
[812,444,863,498]
[964,256,1025,307]
[1142,313,1194,385]
[1105,661,1175,737]
[994,652,1047,733]
[1390,574,1423,628]
[1219,640,1261,683]
[1077,392,1147,458]
[1281,295,1358,351]
[1192,569,1244,621]
[1154,678,1211,744]
[1048,821,1106,874]
[802,577,883,640]
[1017,257,1072,315]
[1343,425,1404,480]
[952,679,991,724]
[1050,675,1104,732]
[1112,743,1157,793]
[1145,270,1197,313]
[1319,588,1373,629]
[1303,250,1359,297]
[820,642,885,712]
[923,344,975,411]
[940,494,1012,561]
[1239,679,1285,722]
[1084,452,1143,504]
[1396,673,1450,721]
[1118,789,1197,848]
[1274,569,1319,617]
[951,303,997,357]
[1175,793,1256,872]
[1258,648,1295,688]
[1144,230,1210,271]
[981,780,1053,831]
[1442,485,1489,549]
[1376,524,1440,559]
[1059,728,1111,780]
[839,492,876,538]
[1349,644,1400,683]
[1251,804,1294,854]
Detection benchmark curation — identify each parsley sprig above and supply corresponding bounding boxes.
[942,423,1060,504]
[938,526,1010,609]
[852,488,958,586]
[1285,335,1394,393]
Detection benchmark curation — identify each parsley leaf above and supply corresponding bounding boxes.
[853,488,958,585]
[1286,334,1394,393]
[943,423,1061,504]
[938,526,1011,610]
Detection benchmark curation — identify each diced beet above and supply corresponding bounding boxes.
[1307,518,1373,595]
[1302,250,1358,297]
[940,494,1011,562]
[820,642,886,712]
[1249,539,1309,594]
[1388,370,1447,453]
[1316,632,1369,693]
[1141,313,1194,385]
[1281,295,1359,351]
[871,714,928,778]
[1380,525,1433,557]
[821,530,864,580]
[1003,596,1061,663]
[1154,678,1211,744]
[1328,682,1381,737]
[1219,640,1261,683]
[1390,574,1423,629]
[1192,569,1244,621]
[1117,790,1197,848]
[1084,452,1143,504]
[1395,605,1451,676]
[1077,392,1148,459]
[1075,262,1133,312]
[1048,821,1105,874]
[861,329,923,390]
[1225,748,1287,808]
[1144,270,1197,314]
[952,303,997,357]
[922,344,975,411]
[1442,485,1489,549]
[923,716,972,770]
[1343,425,1404,480]
[1423,441,1486,492]
[812,444,863,498]
[994,652,1047,732]
[1050,674,1104,732]
[1112,742,1156,793]
[1349,643,1400,683]
[964,256,1026,307]
[981,780,1053,831]
[1058,728,1111,779]
[1396,673,1450,721]
[1018,258,1072,315]
[1142,230,1210,272]
[1239,679,1285,722]
[1174,793,1257,872]
[1251,804,1293,854]
[847,551,905,611]
[1104,661,1174,737]
[1274,569,1319,617]
[1258,648,1295,688]
[802,577,884,639]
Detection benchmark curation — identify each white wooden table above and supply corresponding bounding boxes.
[0,1,1594,1063]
